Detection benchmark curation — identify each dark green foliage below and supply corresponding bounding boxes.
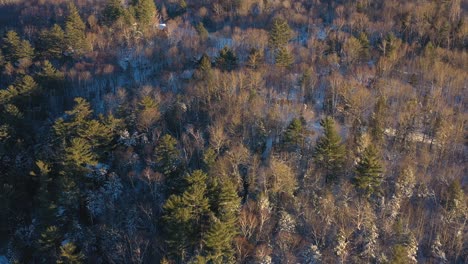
[314,117,346,183]
[204,219,235,263]
[15,75,38,97]
[163,170,211,260]
[2,30,34,63]
[246,48,263,69]
[203,147,217,170]
[446,180,464,212]
[102,0,125,25]
[268,18,293,50]
[133,0,158,26]
[38,25,65,59]
[155,134,181,176]
[198,53,212,73]
[275,46,294,68]
[38,225,60,255]
[57,242,84,264]
[216,46,237,71]
[65,137,98,166]
[65,3,88,56]
[37,60,65,91]
[353,146,384,197]
[54,98,116,164]
[4,75,40,115]
[196,22,209,40]
[283,117,306,150]
[357,32,370,59]
[300,68,314,102]
[204,179,239,262]
[369,96,387,145]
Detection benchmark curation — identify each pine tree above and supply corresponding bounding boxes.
[65,137,98,166]
[300,68,314,102]
[369,96,387,145]
[2,30,20,62]
[37,60,65,91]
[2,30,34,63]
[65,3,89,56]
[204,179,240,263]
[195,22,209,40]
[446,180,464,213]
[246,48,263,69]
[38,225,60,256]
[357,32,370,60]
[204,218,235,263]
[314,117,346,183]
[57,242,84,264]
[268,18,293,50]
[102,0,125,26]
[133,0,158,26]
[15,75,38,96]
[39,24,65,59]
[163,170,211,261]
[275,46,294,68]
[283,117,306,150]
[353,146,384,197]
[155,134,181,176]
[195,53,213,80]
[216,46,237,71]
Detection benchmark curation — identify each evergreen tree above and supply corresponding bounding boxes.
[15,75,38,96]
[133,0,158,26]
[446,180,464,213]
[195,53,213,80]
[32,160,57,225]
[275,46,294,68]
[38,225,60,257]
[65,3,89,56]
[268,18,293,50]
[369,96,387,145]
[37,60,65,91]
[246,48,263,69]
[59,97,93,137]
[195,22,209,40]
[204,218,235,263]
[155,134,180,176]
[1,30,20,62]
[204,179,240,262]
[314,117,346,183]
[2,30,34,63]
[155,134,183,194]
[65,137,98,167]
[57,242,84,264]
[216,46,237,71]
[357,32,370,60]
[38,24,65,59]
[283,117,306,150]
[102,0,125,26]
[353,146,384,197]
[163,170,211,261]
[299,68,314,102]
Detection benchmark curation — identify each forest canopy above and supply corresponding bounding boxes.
[0,0,466,263]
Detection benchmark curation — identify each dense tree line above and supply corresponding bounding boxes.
[0,0,466,263]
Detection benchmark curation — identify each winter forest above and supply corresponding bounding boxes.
[0,0,466,263]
